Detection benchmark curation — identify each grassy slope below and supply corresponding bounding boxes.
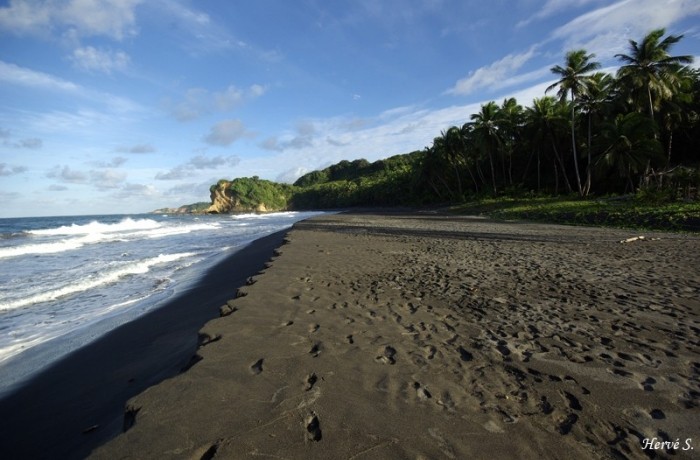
[450,196,700,233]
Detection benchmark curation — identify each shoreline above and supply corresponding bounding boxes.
[91,212,699,459]
[0,230,288,460]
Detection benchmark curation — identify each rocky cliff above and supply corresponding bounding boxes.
[206,179,289,214]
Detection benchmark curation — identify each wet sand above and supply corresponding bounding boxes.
[0,230,288,460]
[90,212,700,459]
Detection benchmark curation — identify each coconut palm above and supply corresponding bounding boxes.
[497,97,524,186]
[578,72,615,195]
[547,49,601,196]
[524,96,572,193]
[615,28,694,122]
[596,112,663,192]
[469,101,501,195]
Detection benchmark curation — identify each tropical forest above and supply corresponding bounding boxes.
[204,29,699,230]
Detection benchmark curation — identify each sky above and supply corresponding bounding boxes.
[1,0,699,217]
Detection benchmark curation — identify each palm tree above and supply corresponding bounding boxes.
[524,96,572,193]
[578,72,615,195]
[547,49,601,196]
[615,28,694,122]
[497,97,524,186]
[441,126,466,198]
[596,112,663,192]
[469,101,502,195]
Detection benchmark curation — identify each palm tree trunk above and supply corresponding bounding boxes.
[570,91,583,196]
[537,151,541,192]
[488,149,498,195]
[551,138,573,193]
[647,85,655,122]
[585,113,592,196]
[465,164,479,194]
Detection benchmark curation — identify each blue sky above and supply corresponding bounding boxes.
[1,0,699,217]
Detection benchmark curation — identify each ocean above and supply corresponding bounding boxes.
[0,211,323,395]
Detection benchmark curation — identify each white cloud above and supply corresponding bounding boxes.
[0,0,142,40]
[116,144,155,154]
[0,60,81,93]
[155,154,240,180]
[447,47,539,96]
[517,0,605,28]
[47,165,88,184]
[259,121,317,152]
[166,84,266,121]
[90,169,127,188]
[0,130,43,149]
[203,119,250,146]
[0,163,28,176]
[71,46,130,73]
[551,0,700,61]
[276,166,309,184]
[113,182,160,200]
[148,0,243,55]
[0,60,145,116]
[92,156,128,168]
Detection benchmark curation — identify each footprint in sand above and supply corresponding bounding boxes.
[413,382,432,401]
[304,373,318,391]
[309,343,322,358]
[562,391,582,411]
[457,346,473,362]
[250,358,264,375]
[641,376,656,391]
[557,413,578,435]
[375,346,397,365]
[306,413,322,441]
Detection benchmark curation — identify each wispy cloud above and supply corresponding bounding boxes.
[164,84,266,121]
[46,165,88,184]
[260,121,317,152]
[0,0,142,40]
[0,128,43,149]
[551,0,700,60]
[148,0,246,55]
[517,0,605,28]
[70,46,130,74]
[0,60,80,93]
[116,144,156,154]
[0,163,28,176]
[446,47,539,96]
[155,154,241,180]
[0,60,145,115]
[203,119,251,147]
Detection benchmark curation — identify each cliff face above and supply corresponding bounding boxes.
[206,180,282,214]
[206,181,236,214]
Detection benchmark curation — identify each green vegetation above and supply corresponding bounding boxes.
[451,196,700,232]
[290,153,426,208]
[211,177,293,211]
[204,29,698,231]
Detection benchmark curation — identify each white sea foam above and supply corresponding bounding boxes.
[28,218,161,236]
[0,252,196,312]
[231,211,298,220]
[0,221,220,259]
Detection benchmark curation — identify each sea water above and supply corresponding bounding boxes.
[0,211,323,394]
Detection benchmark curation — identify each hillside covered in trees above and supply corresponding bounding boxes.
[204,29,699,214]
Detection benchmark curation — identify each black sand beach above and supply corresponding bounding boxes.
[3,212,700,459]
[0,230,287,460]
[92,212,699,460]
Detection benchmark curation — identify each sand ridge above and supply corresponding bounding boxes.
[91,212,700,459]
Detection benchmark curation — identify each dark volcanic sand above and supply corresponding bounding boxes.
[92,212,700,460]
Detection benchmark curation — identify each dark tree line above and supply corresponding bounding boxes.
[419,29,699,201]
